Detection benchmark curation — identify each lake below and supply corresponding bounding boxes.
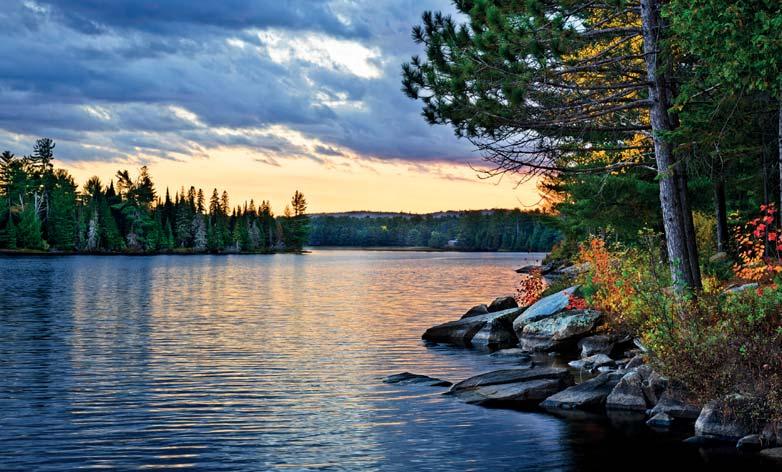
[0,251,770,470]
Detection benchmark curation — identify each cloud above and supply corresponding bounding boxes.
[0,0,474,168]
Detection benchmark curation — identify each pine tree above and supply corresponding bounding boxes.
[17,204,43,249]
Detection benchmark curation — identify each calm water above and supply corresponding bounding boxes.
[0,251,771,471]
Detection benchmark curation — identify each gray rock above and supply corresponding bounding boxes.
[516,262,556,275]
[577,334,614,357]
[709,252,728,263]
[606,370,648,411]
[490,348,531,359]
[695,398,753,441]
[383,372,452,387]
[649,384,701,420]
[540,371,624,410]
[647,412,674,428]
[625,355,646,370]
[471,313,520,351]
[568,354,615,371]
[642,370,668,406]
[448,367,573,405]
[596,366,617,373]
[725,282,759,294]
[422,307,521,348]
[512,286,581,336]
[488,295,518,313]
[558,262,591,277]
[519,309,602,352]
[760,448,782,463]
[460,304,489,319]
[736,434,762,452]
[762,423,780,448]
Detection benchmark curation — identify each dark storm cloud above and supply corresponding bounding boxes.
[0,0,472,164]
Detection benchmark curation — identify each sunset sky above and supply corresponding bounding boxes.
[0,1,539,213]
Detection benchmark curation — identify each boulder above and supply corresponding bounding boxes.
[512,286,581,336]
[647,412,674,428]
[448,367,573,406]
[695,398,753,441]
[422,307,522,348]
[577,333,633,358]
[519,309,602,352]
[577,334,615,358]
[760,448,782,463]
[606,369,648,411]
[516,262,555,275]
[488,295,518,313]
[383,372,452,387]
[736,434,762,452]
[540,371,624,410]
[649,384,701,420]
[605,365,661,411]
[568,354,615,371]
[460,304,489,319]
[625,354,646,370]
[558,262,591,277]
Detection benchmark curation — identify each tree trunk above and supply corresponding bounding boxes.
[778,101,782,225]
[641,0,699,290]
[714,178,729,253]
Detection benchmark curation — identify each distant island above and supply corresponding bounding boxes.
[309,210,559,252]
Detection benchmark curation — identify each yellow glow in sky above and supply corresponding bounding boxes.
[61,148,540,214]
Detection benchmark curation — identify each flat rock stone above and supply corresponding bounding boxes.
[448,367,573,406]
[760,448,782,462]
[568,354,614,371]
[695,398,753,441]
[490,348,531,359]
[383,372,452,387]
[649,384,701,420]
[540,371,624,410]
[519,309,602,352]
[736,434,762,452]
[647,412,674,428]
[460,304,489,319]
[488,295,518,312]
[423,307,522,347]
[512,286,581,336]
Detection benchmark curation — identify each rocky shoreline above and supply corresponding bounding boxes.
[387,264,782,464]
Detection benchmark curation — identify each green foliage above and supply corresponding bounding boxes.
[308,209,559,251]
[17,204,43,250]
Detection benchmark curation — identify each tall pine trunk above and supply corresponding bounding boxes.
[778,101,782,225]
[714,178,729,253]
[641,0,700,290]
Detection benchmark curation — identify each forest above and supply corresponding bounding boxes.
[403,0,782,440]
[309,210,559,251]
[0,139,310,253]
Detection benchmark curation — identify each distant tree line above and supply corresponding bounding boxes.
[308,210,560,251]
[0,139,310,253]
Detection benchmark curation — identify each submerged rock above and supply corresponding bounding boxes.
[519,309,602,352]
[736,434,762,452]
[540,371,624,410]
[487,295,518,312]
[460,304,489,319]
[448,367,573,406]
[760,448,782,463]
[383,372,452,387]
[512,286,581,336]
[647,412,674,428]
[422,307,521,349]
[695,398,754,442]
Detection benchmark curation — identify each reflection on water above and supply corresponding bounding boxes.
[0,252,772,470]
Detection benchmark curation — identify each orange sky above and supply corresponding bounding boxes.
[60,147,541,214]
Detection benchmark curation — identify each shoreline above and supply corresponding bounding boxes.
[0,247,549,257]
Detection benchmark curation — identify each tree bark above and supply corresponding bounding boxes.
[714,178,729,253]
[778,101,782,225]
[641,0,699,290]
